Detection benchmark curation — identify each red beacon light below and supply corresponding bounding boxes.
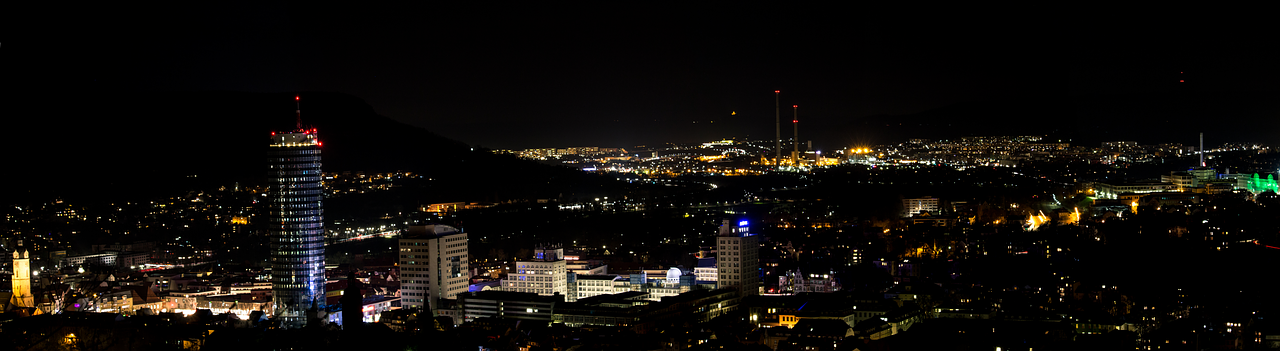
[793,105,798,108]
[774,90,780,93]
[295,96,300,101]
[271,131,276,136]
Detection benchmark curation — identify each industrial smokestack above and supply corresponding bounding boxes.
[793,105,799,166]
[1200,132,1205,167]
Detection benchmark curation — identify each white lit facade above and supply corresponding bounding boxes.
[902,197,939,217]
[399,224,470,311]
[504,245,568,297]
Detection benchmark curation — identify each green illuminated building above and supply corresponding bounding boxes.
[1247,173,1279,194]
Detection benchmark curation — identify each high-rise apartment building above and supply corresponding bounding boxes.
[399,224,470,311]
[716,220,759,296]
[503,245,567,297]
[268,128,326,327]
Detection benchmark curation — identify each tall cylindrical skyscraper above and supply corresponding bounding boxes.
[268,127,325,328]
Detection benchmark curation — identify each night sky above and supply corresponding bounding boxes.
[8,6,1279,149]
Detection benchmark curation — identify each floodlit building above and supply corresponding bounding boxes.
[399,224,470,311]
[565,258,608,276]
[268,127,326,328]
[1091,181,1176,200]
[694,257,718,286]
[504,245,568,297]
[567,269,699,303]
[1162,172,1195,191]
[902,197,939,217]
[567,273,620,302]
[10,241,33,308]
[717,220,759,297]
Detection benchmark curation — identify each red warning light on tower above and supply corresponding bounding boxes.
[793,105,798,108]
[774,90,780,93]
[296,96,300,101]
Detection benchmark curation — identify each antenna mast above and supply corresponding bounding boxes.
[295,95,302,130]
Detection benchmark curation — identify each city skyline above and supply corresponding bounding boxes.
[7,6,1280,349]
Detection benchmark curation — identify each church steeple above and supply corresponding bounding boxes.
[11,239,34,308]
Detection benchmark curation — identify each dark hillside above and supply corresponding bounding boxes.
[3,91,613,204]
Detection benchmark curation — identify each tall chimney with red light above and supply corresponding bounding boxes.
[792,105,799,166]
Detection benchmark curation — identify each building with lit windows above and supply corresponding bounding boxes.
[902,197,939,217]
[503,245,568,297]
[458,290,560,324]
[716,220,759,296]
[399,224,470,311]
[694,257,718,286]
[567,273,620,302]
[1091,181,1176,199]
[268,128,326,328]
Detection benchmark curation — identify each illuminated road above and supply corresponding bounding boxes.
[333,229,401,244]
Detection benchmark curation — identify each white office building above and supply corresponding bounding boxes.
[503,245,568,297]
[399,224,470,311]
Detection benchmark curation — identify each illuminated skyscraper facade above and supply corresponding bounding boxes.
[268,129,325,327]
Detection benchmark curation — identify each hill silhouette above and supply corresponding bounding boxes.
[3,91,611,204]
